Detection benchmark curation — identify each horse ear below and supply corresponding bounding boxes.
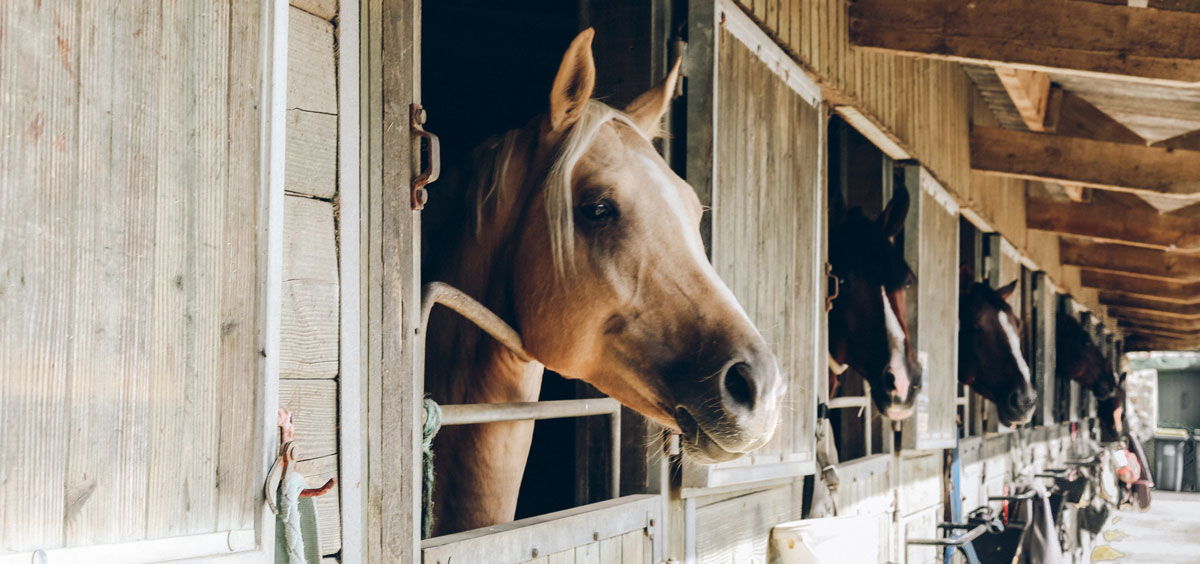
[624,56,682,137]
[960,265,975,292]
[549,28,597,132]
[997,279,1019,300]
[877,183,910,239]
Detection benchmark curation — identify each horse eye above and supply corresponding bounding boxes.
[579,200,617,222]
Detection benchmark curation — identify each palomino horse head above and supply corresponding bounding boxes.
[958,276,1037,426]
[486,30,782,462]
[828,185,922,420]
[1056,315,1118,400]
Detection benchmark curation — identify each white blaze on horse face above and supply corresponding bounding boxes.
[998,311,1032,383]
[880,288,909,401]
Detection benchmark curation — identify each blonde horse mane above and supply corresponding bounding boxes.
[471,100,644,274]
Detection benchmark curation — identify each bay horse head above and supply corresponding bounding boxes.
[429,29,783,467]
[1098,373,1127,442]
[958,275,1037,426]
[828,185,922,420]
[1056,315,1118,400]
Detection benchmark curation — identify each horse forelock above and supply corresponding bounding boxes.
[470,100,645,276]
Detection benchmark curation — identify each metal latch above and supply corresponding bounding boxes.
[411,104,441,210]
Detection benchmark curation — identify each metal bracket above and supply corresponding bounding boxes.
[411,103,441,210]
[825,262,839,312]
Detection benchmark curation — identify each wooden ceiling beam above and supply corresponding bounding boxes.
[1080,269,1200,301]
[1082,0,1200,14]
[1060,238,1200,281]
[1118,320,1200,338]
[1101,292,1200,311]
[1026,193,1200,250]
[1125,336,1199,351]
[848,0,1200,85]
[972,127,1200,196]
[1109,306,1200,324]
[1152,128,1200,151]
[994,67,1051,131]
[1042,90,1145,145]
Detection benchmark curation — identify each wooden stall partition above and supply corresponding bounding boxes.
[682,0,823,491]
[897,452,944,564]
[1033,272,1058,426]
[0,0,287,561]
[361,0,423,560]
[900,166,960,451]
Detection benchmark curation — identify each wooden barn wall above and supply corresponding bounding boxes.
[0,0,264,553]
[732,0,1113,327]
[282,0,342,559]
[709,25,820,469]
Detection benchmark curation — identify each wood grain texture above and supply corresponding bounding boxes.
[849,0,1200,84]
[1,0,79,550]
[280,379,339,461]
[282,196,340,378]
[1080,269,1200,301]
[1060,238,1200,281]
[1100,292,1200,312]
[288,6,338,114]
[694,487,793,564]
[1026,192,1200,250]
[709,26,820,468]
[286,110,339,199]
[295,454,343,555]
[993,67,1050,131]
[144,0,231,539]
[292,0,339,21]
[971,126,1200,196]
[2,0,264,552]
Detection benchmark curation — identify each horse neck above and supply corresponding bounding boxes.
[424,125,551,534]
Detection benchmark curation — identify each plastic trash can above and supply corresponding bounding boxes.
[1193,430,1200,493]
[1153,428,1188,491]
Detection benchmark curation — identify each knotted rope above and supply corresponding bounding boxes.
[421,398,443,539]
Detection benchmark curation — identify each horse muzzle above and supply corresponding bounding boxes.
[673,355,784,464]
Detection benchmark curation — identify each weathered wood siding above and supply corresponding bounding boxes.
[0,0,264,553]
[732,0,1112,324]
[282,0,342,558]
[708,22,821,473]
[904,168,960,450]
[694,486,797,564]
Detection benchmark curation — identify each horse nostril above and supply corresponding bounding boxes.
[723,362,757,411]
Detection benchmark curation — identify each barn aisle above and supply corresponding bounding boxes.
[1090,492,1200,563]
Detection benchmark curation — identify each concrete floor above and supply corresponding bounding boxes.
[1089,491,1200,563]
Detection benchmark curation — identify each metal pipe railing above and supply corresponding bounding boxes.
[907,523,989,547]
[421,282,623,500]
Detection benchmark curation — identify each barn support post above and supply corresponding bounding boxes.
[363,0,423,560]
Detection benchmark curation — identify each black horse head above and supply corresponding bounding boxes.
[1057,315,1118,400]
[829,185,922,420]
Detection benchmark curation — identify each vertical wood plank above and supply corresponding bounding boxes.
[145,0,231,538]
[548,548,576,564]
[599,536,622,564]
[0,0,79,550]
[620,530,643,563]
[217,0,268,535]
[575,541,601,564]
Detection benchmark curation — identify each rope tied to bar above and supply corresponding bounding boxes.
[421,398,443,539]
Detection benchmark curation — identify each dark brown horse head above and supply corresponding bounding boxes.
[958,276,1037,426]
[828,185,922,420]
[1056,315,1118,400]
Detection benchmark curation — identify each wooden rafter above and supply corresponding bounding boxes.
[1026,193,1200,250]
[972,127,1200,196]
[1152,128,1200,151]
[1101,292,1200,312]
[848,0,1200,85]
[1080,269,1200,301]
[1043,91,1145,144]
[1109,306,1200,324]
[994,67,1051,131]
[1060,238,1200,281]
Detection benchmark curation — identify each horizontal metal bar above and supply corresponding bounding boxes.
[827,396,870,410]
[908,524,988,547]
[989,490,1037,502]
[439,398,622,426]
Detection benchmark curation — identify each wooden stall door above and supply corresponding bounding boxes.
[682,0,823,489]
[900,167,959,451]
[0,0,283,561]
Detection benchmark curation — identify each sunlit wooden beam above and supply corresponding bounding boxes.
[972,127,1200,196]
[849,0,1200,85]
[994,67,1051,131]
[1060,239,1200,281]
[1026,193,1200,250]
[1080,269,1200,302]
